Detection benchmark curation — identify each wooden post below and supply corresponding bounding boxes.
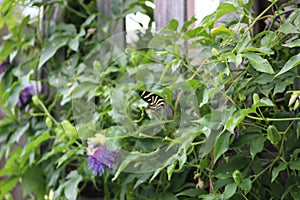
[96,0,125,46]
[253,0,293,34]
[154,0,186,30]
[187,0,195,28]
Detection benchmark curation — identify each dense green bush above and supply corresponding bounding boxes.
[0,0,299,199]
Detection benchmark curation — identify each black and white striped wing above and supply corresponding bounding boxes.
[138,91,165,110]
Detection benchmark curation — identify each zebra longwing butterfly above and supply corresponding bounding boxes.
[138,91,165,110]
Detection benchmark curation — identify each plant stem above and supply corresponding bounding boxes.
[244,0,278,35]
[247,114,300,122]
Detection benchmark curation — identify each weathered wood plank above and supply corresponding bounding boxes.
[96,0,125,46]
[187,0,195,28]
[154,0,186,30]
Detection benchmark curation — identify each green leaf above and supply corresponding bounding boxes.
[236,36,250,53]
[211,25,234,36]
[0,176,19,200]
[215,3,238,20]
[0,40,17,61]
[38,35,68,69]
[250,135,266,159]
[167,19,179,31]
[243,52,274,74]
[48,170,60,188]
[237,0,245,6]
[122,5,145,17]
[176,188,206,197]
[226,109,252,133]
[154,193,178,200]
[283,39,300,48]
[45,117,52,129]
[185,26,205,38]
[240,178,252,195]
[259,85,272,96]
[232,170,242,184]
[260,85,272,97]
[254,74,274,84]
[64,171,82,200]
[8,123,29,144]
[275,53,300,77]
[71,83,96,99]
[289,159,300,170]
[180,16,197,32]
[23,132,51,155]
[291,185,300,200]
[254,97,275,107]
[171,59,181,73]
[278,22,299,34]
[241,47,273,55]
[167,162,176,181]
[0,148,23,176]
[133,173,152,189]
[22,165,45,199]
[56,149,78,168]
[271,163,287,182]
[292,148,300,160]
[213,155,251,178]
[113,154,139,181]
[61,120,78,140]
[261,31,276,47]
[273,81,287,95]
[81,14,96,27]
[53,170,82,200]
[56,23,77,34]
[178,147,187,170]
[38,144,66,163]
[199,194,222,200]
[214,131,230,163]
[68,38,79,51]
[266,125,281,145]
[223,182,237,199]
[7,83,23,109]
[252,93,259,105]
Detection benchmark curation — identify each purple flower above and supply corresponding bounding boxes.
[18,86,34,108]
[88,145,118,176]
[266,5,294,30]
[284,5,294,19]
[0,61,10,74]
[266,17,283,30]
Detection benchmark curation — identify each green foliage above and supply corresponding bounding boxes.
[0,0,299,199]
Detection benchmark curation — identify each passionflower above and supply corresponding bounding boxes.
[0,61,10,74]
[87,134,119,176]
[18,86,35,108]
[266,5,294,30]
